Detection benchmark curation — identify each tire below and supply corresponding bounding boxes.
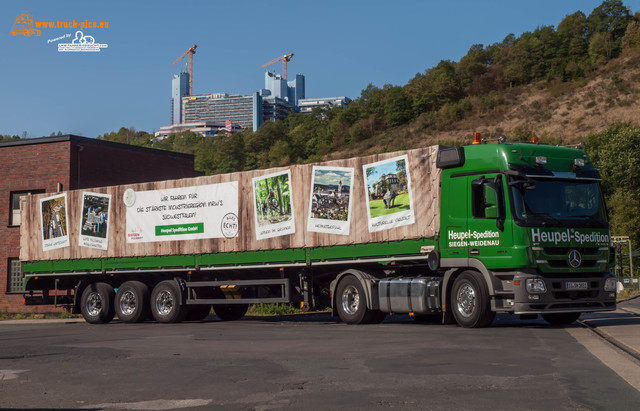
[213,304,248,321]
[150,280,186,323]
[450,271,495,328]
[80,282,115,324]
[115,281,150,323]
[335,275,374,324]
[542,312,581,326]
[186,305,212,321]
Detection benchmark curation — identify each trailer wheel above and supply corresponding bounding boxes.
[213,304,248,321]
[186,305,212,321]
[115,281,150,323]
[542,312,581,326]
[150,280,186,323]
[336,275,374,324]
[451,272,495,328]
[80,282,115,324]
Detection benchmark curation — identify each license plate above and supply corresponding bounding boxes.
[566,281,588,290]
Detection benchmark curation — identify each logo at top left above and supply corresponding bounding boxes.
[10,11,41,37]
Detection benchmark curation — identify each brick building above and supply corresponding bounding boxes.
[0,135,201,313]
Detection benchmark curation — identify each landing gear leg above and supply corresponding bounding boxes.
[299,270,315,312]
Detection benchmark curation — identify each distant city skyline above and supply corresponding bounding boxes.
[2,0,620,138]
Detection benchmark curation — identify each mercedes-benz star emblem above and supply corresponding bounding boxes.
[568,249,582,268]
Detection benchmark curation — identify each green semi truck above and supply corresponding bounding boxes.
[21,137,617,327]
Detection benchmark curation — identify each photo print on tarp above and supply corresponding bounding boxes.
[307,166,354,236]
[363,154,415,232]
[79,192,111,250]
[253,169,295,240]
[40,193,70,251]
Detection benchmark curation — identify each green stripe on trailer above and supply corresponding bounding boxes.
[22,239,438,276]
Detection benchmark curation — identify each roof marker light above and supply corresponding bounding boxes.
[531,136,540,144]
[535,156,547,165]
[472,132,482,145]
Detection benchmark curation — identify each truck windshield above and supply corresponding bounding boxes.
[510,177,608,228]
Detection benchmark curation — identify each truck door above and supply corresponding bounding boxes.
[467,173,513,269]
[441,175,468,260]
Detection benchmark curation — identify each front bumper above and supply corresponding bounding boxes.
[510,271,616,314]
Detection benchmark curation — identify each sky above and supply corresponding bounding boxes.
[2,0,638,138]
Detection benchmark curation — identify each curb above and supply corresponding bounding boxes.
[578,315,640,363]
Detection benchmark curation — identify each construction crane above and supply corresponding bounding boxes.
[261,53,294,80]
[172,45,197,95]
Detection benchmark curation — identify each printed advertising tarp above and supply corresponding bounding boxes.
[125,182,239,243]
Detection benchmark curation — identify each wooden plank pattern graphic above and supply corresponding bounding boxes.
[20,146,441,261]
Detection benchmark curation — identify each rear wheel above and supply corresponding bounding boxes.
[335,275,374,324]
[115,281,149,323]
[450,272,495,328]
[80,282,115,324]
[542,312,581,326]
[213,304,248,321]
[150,280,186,323]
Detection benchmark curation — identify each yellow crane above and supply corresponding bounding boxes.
[172,45,197,95]
[261,53,294,80]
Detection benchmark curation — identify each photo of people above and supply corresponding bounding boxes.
[253,170,295,240]
[307,166,354,235]
[363,155,415,232]
[40,193,70,251]
[80,192,111,250]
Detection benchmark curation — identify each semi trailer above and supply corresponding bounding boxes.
[20,136,617,327]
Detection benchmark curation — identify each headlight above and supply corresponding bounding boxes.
[604,277,617,292]
[526,278,547,293]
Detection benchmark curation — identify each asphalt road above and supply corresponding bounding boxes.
[1,313,640,410]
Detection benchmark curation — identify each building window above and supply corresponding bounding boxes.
[8,259,24,293]
[10,190,44,226]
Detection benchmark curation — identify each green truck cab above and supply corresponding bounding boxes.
[436,140,616,326]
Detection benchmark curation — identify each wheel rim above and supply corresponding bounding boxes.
[341,285,359,315]
[456,283,476,318]
[119,290,137,316]
[85,292,103,317]
[155,290,174,316]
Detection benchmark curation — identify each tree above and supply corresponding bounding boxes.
[622,20,640,51]
[587,0,632,57]
[384,86,412,127]
[456,44,491,94]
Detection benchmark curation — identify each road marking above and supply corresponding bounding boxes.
[82,399,212,410]
[0,369,28,380]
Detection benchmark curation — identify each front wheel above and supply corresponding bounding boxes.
[80,282,115,324]
[542,312,581,326]
[450,272,495,328]
[150,280,186,323]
